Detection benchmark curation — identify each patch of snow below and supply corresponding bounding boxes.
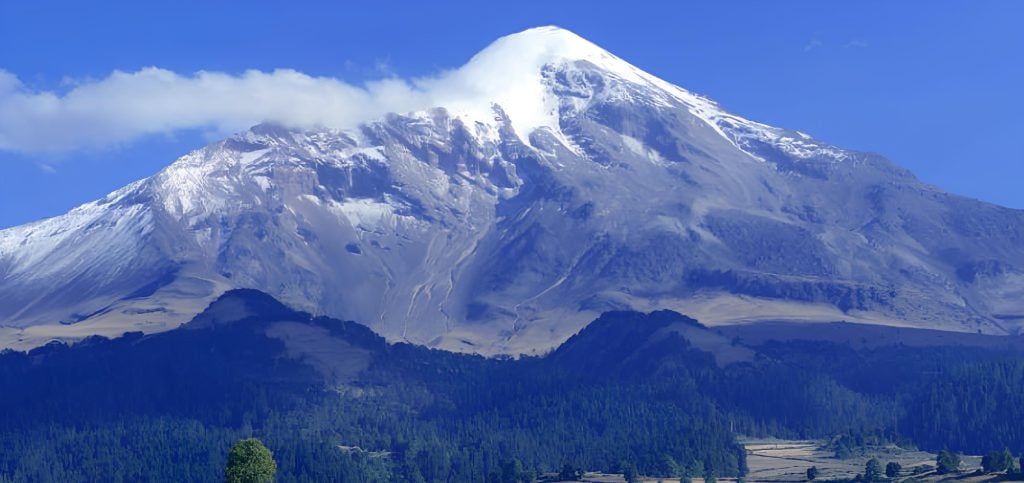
[621,134,666,165]
[341,146,386,162]
[328,196,417,231]
[432,26,848,165]
[252,175,273,192]
[0,179,149,273]
[238,148,271,165]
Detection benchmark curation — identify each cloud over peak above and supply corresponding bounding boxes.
[0,26,619,155]
[0,67,434,154]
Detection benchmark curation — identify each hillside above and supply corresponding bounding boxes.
[4,27,1024,354]
[2,290,1023,481]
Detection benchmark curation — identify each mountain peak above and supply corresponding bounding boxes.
[426,26,665,141]
[472,26,624,70]
[445,27,782,157]
[4,27,1024,356]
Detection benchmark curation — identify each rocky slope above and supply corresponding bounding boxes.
[2,26,1023,354]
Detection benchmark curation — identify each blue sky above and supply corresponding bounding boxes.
[1,1,1022,228]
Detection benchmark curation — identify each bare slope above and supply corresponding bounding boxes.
[3,27,1024,354]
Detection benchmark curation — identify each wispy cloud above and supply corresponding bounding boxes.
[0,27,588,155]
[803,39,823,52]
[0,68,430,154]
[342,58,396,77]
[804,38,868,53]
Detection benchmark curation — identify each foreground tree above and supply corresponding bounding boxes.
[703,466,717,483]
[936,450,960,475]
[558,463,582,481]
[982,452,1000,473]
[225,438,277,483]
[885,461,901,478]
[864,458,882,482]
[660,454,680,478]
[981,448,1014,473]
[497,458,531,483]
[1002,448,1015,473]
[621,461,640,483]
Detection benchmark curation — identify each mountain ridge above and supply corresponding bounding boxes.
[2,26,1024,354]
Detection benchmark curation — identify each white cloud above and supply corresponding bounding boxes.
[803,39,823,52]
[0,26,615,155]
[0,67,434,154]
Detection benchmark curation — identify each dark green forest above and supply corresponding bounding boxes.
[0,290,1022,482]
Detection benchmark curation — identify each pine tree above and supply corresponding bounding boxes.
[622,461,640,483]
[225,438,277,483]
[704,465,717,483]
[885,462,901,478]
[864,458,882,482]
[1001,448,1014,473]
[937,450,960,475]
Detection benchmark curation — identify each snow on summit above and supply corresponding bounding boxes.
[423,26,845,161]
[422,26,643,137]
[3,27,1024,355]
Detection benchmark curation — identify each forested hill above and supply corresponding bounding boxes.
[1,289,1023,481]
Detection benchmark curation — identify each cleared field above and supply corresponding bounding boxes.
[555,439,988,482]
[740,438,982,482]
[718,321,1024,352]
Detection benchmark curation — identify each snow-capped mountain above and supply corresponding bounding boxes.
[3,26,1024,354]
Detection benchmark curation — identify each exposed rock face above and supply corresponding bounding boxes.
[3,27,1024,354]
